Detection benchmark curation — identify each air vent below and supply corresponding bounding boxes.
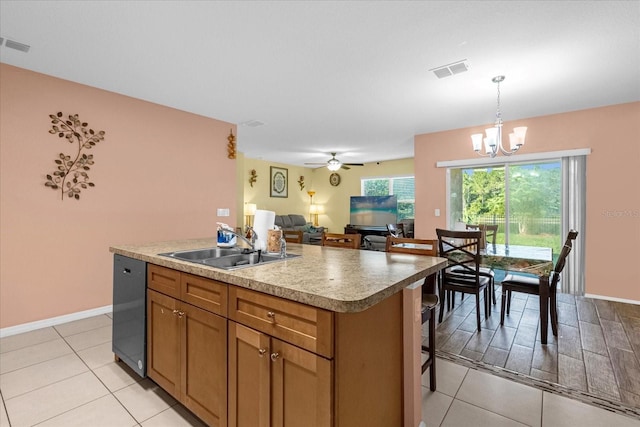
[240,120,265,128]
[430,60,469,79]
[1,37,30,53]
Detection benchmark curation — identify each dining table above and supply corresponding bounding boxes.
[390,240,555,343]
[443,243,555,344]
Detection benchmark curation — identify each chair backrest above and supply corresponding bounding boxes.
[387,223,405,238]
[321,232,361,249]
[436,228,483,282]
[283,230,303,244]
[385,236,437,256]
[550,230,579,287]
[483,225,498,246]
[465,223,498,248]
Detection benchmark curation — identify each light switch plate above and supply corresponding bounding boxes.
[435,209,441,217]
[217,208,230,216]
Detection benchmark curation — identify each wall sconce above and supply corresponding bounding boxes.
[309,204,322,226]
[297,175,305,190]
[249,169,257,187]
[244,203,257,228]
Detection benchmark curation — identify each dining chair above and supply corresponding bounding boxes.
[436,228,491,332]
[484,224,498,246]
[451,223,499,305]
[500,230,578,337]
[386,223,405,238]
[283,230,303,244]
[386,236,439,391]
[321,232,362,249]
[384,236,437,256]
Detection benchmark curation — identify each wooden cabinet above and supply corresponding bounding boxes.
[147,289,180,396]
[228,321,331,427]
[228,287,333,427]
[144,263,404,427]
[147,265,228,427]
[228,286,333,358]
[227,322,270,427]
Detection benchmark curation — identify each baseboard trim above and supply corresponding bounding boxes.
[583,294,640,305]
[0,305,113,338]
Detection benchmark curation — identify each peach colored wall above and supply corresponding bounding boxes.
[0,64,238,328]
[414,102,640,301]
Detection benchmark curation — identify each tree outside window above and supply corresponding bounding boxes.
[362,176,415,220]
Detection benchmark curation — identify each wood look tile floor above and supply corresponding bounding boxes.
[434,282,640,417]
[1,311,639,426]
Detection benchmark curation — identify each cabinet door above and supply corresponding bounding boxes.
[228,322,270,427]
[271,338,332,427]
[147,289,180,398]
[181,302,228,427]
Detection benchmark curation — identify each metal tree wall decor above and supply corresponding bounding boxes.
[44,112,106,200]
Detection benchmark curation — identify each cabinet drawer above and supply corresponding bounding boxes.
[148,264,181,298]
[181,273,227,316]
[229,286,333,358]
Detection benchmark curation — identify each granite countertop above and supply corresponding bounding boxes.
[110,237,447,313]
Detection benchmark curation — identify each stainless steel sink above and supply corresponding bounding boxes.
[160,247,242,261]
[159,247,300,270]
[201,253,300,270]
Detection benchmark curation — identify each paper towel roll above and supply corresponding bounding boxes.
[252,209,275,251]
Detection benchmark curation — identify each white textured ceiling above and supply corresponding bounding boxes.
[1,1,639,168]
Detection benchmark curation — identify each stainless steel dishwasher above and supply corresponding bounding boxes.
[112,254,146,377]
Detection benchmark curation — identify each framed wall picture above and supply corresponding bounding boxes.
[270,166,288,198]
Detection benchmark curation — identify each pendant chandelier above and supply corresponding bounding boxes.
[471,75,527,158]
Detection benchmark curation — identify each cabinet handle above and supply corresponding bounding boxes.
[172,309,180,315]
[270,352,280,362]
[177,310,185,318]
[266,311,276,321]
[258,348,267,357]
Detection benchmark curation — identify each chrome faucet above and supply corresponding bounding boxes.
[223,227,259,252]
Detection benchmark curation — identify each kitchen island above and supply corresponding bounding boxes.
[110,237,447,427]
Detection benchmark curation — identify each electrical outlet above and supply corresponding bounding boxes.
[435,209,441,217]
[217,208,230,217]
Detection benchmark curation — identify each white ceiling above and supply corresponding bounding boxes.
[1,1,639,168]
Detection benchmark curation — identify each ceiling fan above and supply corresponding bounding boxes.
[304,153,364,171]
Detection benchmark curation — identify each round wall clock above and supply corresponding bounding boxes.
[329,172,341,186]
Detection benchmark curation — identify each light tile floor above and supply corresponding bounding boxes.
[1,314,639,426]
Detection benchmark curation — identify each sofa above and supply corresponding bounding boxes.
[362,219,415,251]
[274,214,325,244]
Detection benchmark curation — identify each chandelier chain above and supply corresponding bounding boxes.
[495,80,502,121]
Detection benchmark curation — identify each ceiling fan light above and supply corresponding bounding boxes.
[327,158,341,171]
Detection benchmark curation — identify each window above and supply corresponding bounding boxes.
[439,148,589,295]
[449,161,562,255]
[361,176,415,220]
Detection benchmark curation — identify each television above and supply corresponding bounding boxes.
[349,196,397,227]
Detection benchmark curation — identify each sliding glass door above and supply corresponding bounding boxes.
[448,160,562,256]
